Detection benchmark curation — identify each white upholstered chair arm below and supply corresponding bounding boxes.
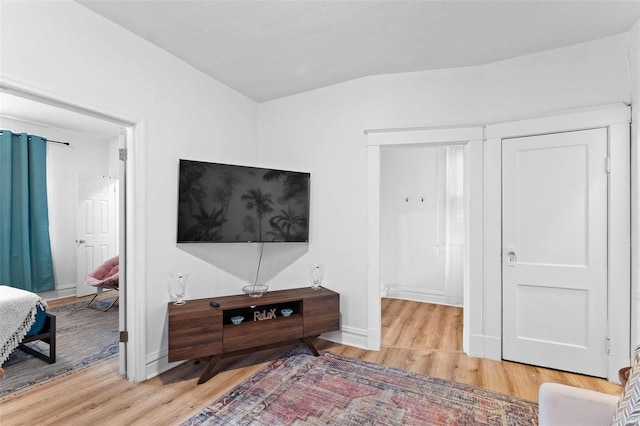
[538,382,620,426]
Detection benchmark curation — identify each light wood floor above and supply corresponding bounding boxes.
[0,298,623,425]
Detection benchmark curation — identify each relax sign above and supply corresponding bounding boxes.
[254,308,277,321]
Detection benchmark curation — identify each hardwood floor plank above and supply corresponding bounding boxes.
[0,298,624,425]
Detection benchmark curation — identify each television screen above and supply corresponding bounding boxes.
[177,160,310,243]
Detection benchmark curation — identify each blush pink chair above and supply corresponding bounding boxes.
[85,256,119,311]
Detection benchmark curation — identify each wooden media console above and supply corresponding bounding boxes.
[167,286,340,383]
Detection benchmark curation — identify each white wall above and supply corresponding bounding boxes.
[260,31,634,350]
[0,117,115,299]
[258,81,370,334]
[365,32,631,129]
[0,0,260,375]
[481,33,631,122]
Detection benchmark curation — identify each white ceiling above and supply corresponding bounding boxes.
[77,0,640,102]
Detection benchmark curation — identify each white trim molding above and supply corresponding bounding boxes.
[367,146,382,350]
[125,121,148,383]
[322,326,370,350]
[366,126,483,146]
[383,286,463,307]
[485,103,630,139]
[39,284,78,302]
[0,73,136,128]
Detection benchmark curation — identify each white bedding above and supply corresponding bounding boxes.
[0,285,47,366]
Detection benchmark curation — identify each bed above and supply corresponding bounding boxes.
[0,285,56,367]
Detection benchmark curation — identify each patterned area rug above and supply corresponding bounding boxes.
[0,298,119,399]
[184,347,538,425]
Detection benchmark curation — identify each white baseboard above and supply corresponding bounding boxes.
[608,351,630,384]
[39,284,77,301]
[467,334,501,360]
[322,326,370,350]
[383,286,463,307]
[145,349,182,380]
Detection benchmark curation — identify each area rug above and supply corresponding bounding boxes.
[183,347,538,425]
[0,298,119,399]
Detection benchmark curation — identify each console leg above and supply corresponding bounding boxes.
[197,355,222,384]
[302,337,320,356]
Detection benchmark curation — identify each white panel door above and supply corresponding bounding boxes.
[76,176,118,297]
[502,128,608,377]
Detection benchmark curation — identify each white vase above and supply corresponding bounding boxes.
[167,273,189,305]
[310,264,324,289]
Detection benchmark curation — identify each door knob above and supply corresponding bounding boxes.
[505,248,517,266]
[76,239,86,244]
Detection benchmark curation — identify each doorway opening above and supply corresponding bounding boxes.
[0,89,134,381]
[379,143,466,353]
[380,143,466,306]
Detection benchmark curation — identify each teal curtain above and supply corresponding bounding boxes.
[0,130,55,292]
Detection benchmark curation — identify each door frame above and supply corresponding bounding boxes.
[366,126,485,354]
[366,103,630,383]
[486,104,631,382]
[0,77,148,382]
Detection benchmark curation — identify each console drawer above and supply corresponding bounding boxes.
[168,301,223,361]
[303,292,340,336]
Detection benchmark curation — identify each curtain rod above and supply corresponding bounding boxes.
[45,139,70,146]
[0,130,70,146]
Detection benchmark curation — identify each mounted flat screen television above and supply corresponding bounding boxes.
[177,159,310,243]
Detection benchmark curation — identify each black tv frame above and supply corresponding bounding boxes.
[177,159,310,243]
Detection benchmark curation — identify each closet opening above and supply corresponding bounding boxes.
[380,144,466,306]
[379,143,467,352]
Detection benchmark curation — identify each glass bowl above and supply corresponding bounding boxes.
[281,308,293,317]
[230,316,244,325]
[242,284,269,298]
